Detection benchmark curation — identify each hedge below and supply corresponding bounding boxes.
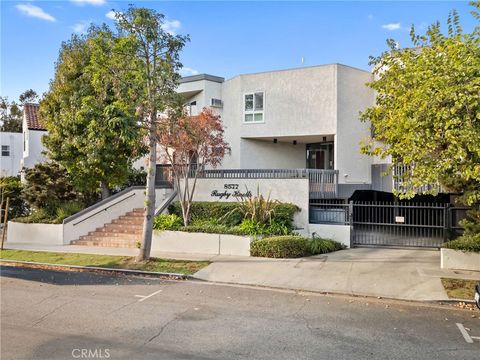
[250,236,308,258]
[168,201,299,227]
[442,234,480,253]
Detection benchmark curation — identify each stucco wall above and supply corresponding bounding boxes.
[152,230,252,256]
[7,222,63,245]
[22,129,47,169]
[220,65,338,169]
[335,65,375,186]
[0,132,22,176]
[239,139,306,169]
[183,178,309,233]
[308,223,351,248]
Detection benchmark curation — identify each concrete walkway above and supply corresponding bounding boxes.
[4,243,480,301]
[194,248,480,301]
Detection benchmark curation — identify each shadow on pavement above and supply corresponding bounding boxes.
[0,265,171,286]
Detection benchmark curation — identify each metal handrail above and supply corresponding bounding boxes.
[71,193,136,226]
[154,190,178,216]
[63,186,145,225]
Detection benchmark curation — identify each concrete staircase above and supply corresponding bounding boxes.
[71,208,144,248]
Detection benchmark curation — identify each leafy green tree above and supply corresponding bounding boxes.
[112,6,189,260]
[361,2,480,239]
[0,90,39,132]
[40,27,146,199]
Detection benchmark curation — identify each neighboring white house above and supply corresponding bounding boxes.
[177,64,380,198]
[0,131,22,177]
[21,103,47,174]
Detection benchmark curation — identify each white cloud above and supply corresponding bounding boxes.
[72,21,89,34]
[367,14,374,21]
[381,23,401,31]
[105,10,117,20]
[16,4,56,22]
[180,67,199,77]
[71,0,106,6]
[162,19,181,35]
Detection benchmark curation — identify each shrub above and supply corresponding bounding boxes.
[307,238,345,255]
[443,233,480,253]
[55,201,84,221]
[153,214,183,230]
[168,202,242,227]
[236,189,278,224]
[168,201,299,230]
[14,201,84,224]
[250,236,308,258]
[22,162,79,212]
[14,208,57,224]
[0,176,28,219]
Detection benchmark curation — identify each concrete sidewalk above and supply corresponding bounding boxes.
[4,243,480,301]
[194,248,480,301]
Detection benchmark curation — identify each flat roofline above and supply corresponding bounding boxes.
[227,63,371,81]
[179,74,225,84]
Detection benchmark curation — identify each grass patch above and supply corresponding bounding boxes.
[0,249,209,275]
[441,278,477,300]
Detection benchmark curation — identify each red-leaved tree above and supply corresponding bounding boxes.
[157,107,230,225]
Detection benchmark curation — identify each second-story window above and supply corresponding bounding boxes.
[244,92,264,123]
[1,145,10,157]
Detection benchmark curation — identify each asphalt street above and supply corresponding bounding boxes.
[1,265,479,360]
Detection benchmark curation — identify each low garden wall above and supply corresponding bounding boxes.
[7,222,63,245]
[152,230,252,256]
[440,248,480,271]
[308,223,351,248]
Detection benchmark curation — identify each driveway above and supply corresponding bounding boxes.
[194,247,480,301]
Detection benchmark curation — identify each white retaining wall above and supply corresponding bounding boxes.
[308,223,351,248]
[183,178,310,234]
[152,230,252,256]
[6,222,63,245]
[440,248,480,272]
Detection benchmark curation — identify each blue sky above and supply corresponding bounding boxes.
[1,0,477,101]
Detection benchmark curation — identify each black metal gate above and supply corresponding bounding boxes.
[352,202,449,248]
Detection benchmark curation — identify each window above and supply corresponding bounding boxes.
[1,145,10,157]
[244,92,264,123]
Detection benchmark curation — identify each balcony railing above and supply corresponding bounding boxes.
[393,164,445,194]
[156,165,339,199]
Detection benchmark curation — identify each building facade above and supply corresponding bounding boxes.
[177,64,383,199]
[0,132,22,177]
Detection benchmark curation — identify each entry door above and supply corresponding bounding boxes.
[307,143,334,170]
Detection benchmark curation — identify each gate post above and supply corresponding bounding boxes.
[444,204,450,242]
[349,201,354,248]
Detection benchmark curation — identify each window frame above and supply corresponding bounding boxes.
[243,91,265,124]
[1,145,10,157]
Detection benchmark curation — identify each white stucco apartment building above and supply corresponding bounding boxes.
[177,64,384,198]
[0,104,48,179]
[0,132,22,177]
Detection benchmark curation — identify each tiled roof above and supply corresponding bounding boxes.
[24,103,46,131]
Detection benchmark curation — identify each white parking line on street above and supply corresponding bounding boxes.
[456,323,473,343]
[135,289,163,302]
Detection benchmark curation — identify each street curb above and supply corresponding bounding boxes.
[1,260,477,307]
[0,259,191,280]
[190,276,477,306]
